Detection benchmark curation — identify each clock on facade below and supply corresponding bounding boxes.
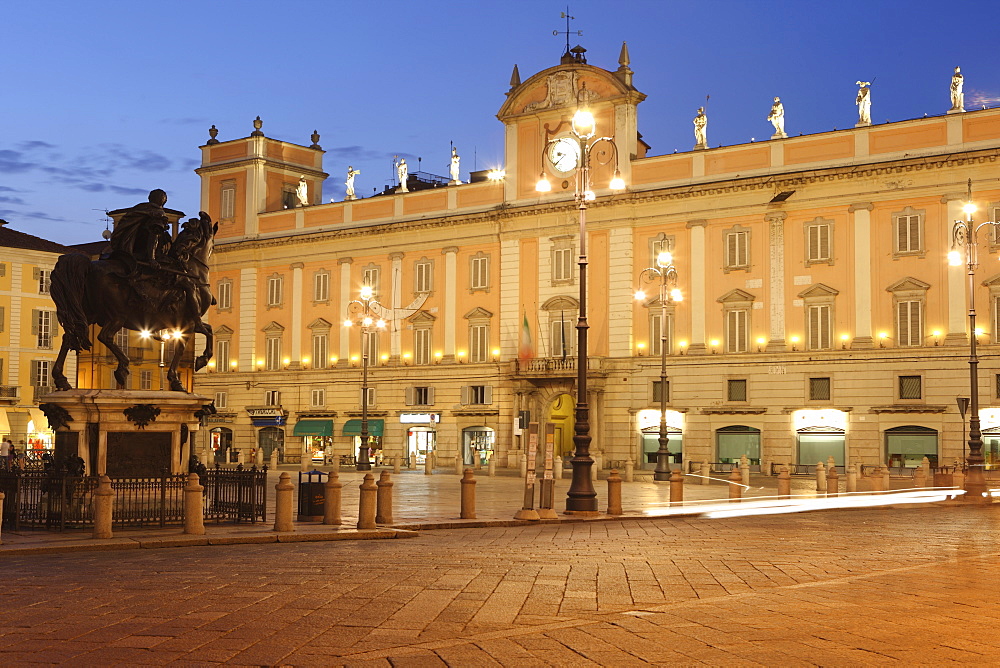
[547,137,581,174]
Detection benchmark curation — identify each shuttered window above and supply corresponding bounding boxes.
[725,231,749,269]
[265,336,281,370]
[553,247,573,281]
[414,328,432,365]
[311,333,328,369]
[471,255,489,290]
[725,309,749,353]
[807,304,831,350]
[649,312,673,356]
[220,182,236,219]
[894,212,922,254]
[806,223,831,262]
[415,260,433,293]
[470,323,489,363]
[216,339,231,372]
[311,389,325,407]
[266,276,283,307]
[896,300,922,347]
[313,272,330,302]
[217,280,233,310]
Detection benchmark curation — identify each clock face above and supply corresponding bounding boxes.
[548,137,580,174]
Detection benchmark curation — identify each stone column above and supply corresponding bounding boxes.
[765,212,787,352]
[338,258,353,364]
[686,220,707,354]
[849,203,874,348]
[442,247,458,362]
[943,194,969,346]
[290,262,303,367]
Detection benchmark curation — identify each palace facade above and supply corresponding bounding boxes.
[192,45,1000,474]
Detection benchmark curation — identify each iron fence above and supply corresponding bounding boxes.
[0,465,267,531]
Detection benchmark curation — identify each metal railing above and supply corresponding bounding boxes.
[0,386,18,399]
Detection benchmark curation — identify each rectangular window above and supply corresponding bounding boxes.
[725,231,749,269]
[895,213,922,253]
[140,370,152,390]
[470,324,489,363]
[408,386,434,406]
[462,385,491,405]
[809,377,831,401]
[30,360,50,388]
[265,336,281,371]
[215,391,228,409]
[414,328,431,365]
[264,389,281,406]
[363,267,380,294]
[807,304,831,350]
[37,269,51,295]
[471,255,489,290]
[310,389,325,407]
[415,261,432,293]
[216,339,231,372]
[807,223,831,262]
[312,333,328,369]
[313,272,330,302]
[267,276,283,307]
[217,280,232,310]
[220,183,236,219]
[553,247,573,282]
[899,375,922,400]
[0,305,4,333]
[33,310,53,349]
[725,309,749,353]
[896,300,922,347]
[362,387,376,408]
[727,379,748,402]
[652,380,670,403]
[650,312,672,356]
[281,188,297,210]
[365,330,379,363]
[114,329,129,357]
[550,317,574,357]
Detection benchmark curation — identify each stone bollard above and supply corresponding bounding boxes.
[184,473,205,535]
[299,455,310,472]
[921,456,931,481]
[816,462,827,494]
[699,461,710,485]
[827,465,839,497]
[827,455,836,472]
[624,458,634,483]
[607,469,623,515]
[375,471,394,525]
[846,464,857,493]
[408,455,417,470]
[237,450,245,465]
[460,468,476,519]
[357,473,377,529]
[393,456,401,474]
[669,468,684,505]
[270,449,278,469]
[763,458,773,477]
[93,474,114,539]
[728,467,743,502]
[488,457,496,477]
[882,466,891,491]
[455,453,463,476]
[323,470,342,525]
[256,449,265,467]
[554,455,563,480]
[273,472,294,532]
[424,453,433,475]
[913,467,926,488]
[777,466,791,498]
[740,458,751,491]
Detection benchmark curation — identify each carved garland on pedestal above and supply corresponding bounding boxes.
[38,403,73,431]
[124,404,161,429]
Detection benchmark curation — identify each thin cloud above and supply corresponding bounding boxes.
[969,90,1000,107]
[109,185,148,196]
[17,140,56,150]
[0,150,37,173]
[0,196,26,205]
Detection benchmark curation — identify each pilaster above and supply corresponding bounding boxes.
[338,258,353,363]
[686,219,707,354]
[443,247,458,362]
[943,194,969,346]
[849,203,874,348]
[290,262,303,367]
[765,212,787,352]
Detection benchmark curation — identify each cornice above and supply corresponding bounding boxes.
[195,157,329,180]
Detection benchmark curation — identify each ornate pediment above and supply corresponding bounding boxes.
[307,318,332,330]
[886,276,930,293]
[410,310,437,324]
[262,321,285,333]
[464,307,494,320]
[542,295,579,311]
[215,324,234,337]
[717,289,755,304]
[798,283,840,299]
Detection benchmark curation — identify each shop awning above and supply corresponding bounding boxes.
[0,409,9,436]
[343,419,383,437]
[293,420,334,437]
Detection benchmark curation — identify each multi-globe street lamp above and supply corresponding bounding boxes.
[536,89,625,513]
[948,182,1000,501]
[635,251,682,481]
[343,285,386,472]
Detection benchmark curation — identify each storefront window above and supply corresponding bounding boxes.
[797,431,845,466]
[885,426,937,468]
[640,428,682,470]
[716,425,760,464]
[463,427,494,466]
[407,427,434,466]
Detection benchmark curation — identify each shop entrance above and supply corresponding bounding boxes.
[210,427,232,463]
[640,427,683,470]
[717,425,761,464]
[796,428,845,466]
[258,426,285,464]
[463,427,495,466]
[546,393,575,461]
[407,427,436,466]
[885,426,938,468]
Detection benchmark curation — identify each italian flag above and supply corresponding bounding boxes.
[518,310,534,360]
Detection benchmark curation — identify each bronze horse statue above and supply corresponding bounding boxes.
[50,212,217,392]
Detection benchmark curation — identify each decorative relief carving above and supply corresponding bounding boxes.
[524,71,598,113]
[124,404,161,429]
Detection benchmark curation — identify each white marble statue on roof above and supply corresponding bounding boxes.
[397,159,408,193]
[950,66,965,112]
[856,81,872,126]
[767,96,786,138]
[449,147,461,185]
[693,107,707,149]
[296,176,309,207]
[345,166,360,200]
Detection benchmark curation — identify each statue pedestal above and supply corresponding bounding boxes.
[40,390,210,478]
[449,179,462,186]
[855,121,871,128]
[771,131,787,140]
[947,107,965,114]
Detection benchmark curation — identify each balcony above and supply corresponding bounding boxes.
[33,386,53,402]
[512,357,605,381]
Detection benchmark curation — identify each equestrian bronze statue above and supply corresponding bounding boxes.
[50,190,216,392]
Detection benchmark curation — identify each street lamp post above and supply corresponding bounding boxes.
[344,286,386,472]
[636,251,682,481]
[536,88,625,513]
[948,181,1000,501]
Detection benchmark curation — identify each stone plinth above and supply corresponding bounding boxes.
[40,390,211,477]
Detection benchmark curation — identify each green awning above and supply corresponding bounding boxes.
[292,420,334,437]
[342,419,383,437]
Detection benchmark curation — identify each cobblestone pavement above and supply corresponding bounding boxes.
[2,502,999,665]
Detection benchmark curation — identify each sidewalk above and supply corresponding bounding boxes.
[0,465,962,556]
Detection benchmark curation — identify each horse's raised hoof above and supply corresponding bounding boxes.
[54,379,72,392]
[194,355,210,372]
[114,367,130,389]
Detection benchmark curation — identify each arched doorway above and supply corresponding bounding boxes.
[885,425,938,468]
[546,393,575,460]
[258,426,285,463]
[210,427,232,463]
[463,427,495,466]
[716,425,760,464]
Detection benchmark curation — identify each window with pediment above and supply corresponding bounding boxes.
[798,283,839,351]
[717,289,754,353]
[465,307,493,363]
[410,311,435,365]
[542,296,578,358]
[308,318,332,369]
[887,277,929,347]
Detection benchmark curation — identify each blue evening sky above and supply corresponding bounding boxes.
[3,0,999,245]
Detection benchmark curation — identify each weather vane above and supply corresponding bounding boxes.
[553,7,581,55]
